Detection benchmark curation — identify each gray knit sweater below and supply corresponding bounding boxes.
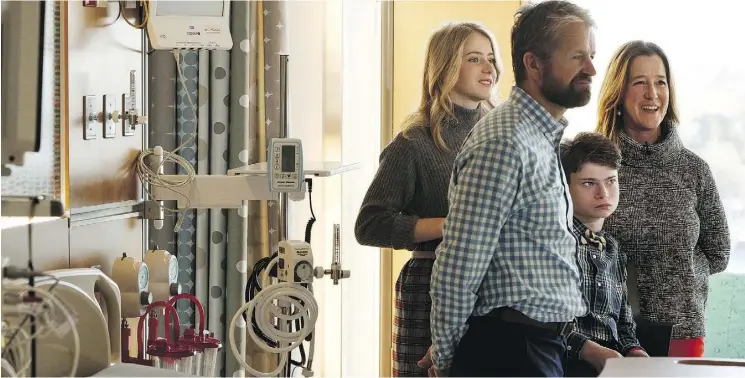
[604,126,730,339]
[355,105,481,252]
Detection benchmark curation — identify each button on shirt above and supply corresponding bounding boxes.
[567,217,643,358]
[430,86,587,371]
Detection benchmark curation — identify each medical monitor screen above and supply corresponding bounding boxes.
[1,1,44,168]
[156,1,224,17]
[281,146,296,173]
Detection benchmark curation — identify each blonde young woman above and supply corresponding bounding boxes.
[354,23,502,377]
[595,40,730,358]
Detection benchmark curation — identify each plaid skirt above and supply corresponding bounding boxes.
[392,258,435,377]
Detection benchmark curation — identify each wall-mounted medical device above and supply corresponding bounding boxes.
[146,0,232,50]
[111,253,153,318]
[276,240,314,283]
[143,248,182,302]
[33,268,123,376]
[1,1,45,172]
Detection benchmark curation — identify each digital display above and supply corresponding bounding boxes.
[281,145,295,173]
[155,1,224,17]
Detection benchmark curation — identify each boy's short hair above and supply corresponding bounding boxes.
[560,132,621,183]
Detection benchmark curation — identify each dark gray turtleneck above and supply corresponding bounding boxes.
[355,104,482,252]
[604,126,730,339]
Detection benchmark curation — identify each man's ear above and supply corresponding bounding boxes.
[523,51,545,83]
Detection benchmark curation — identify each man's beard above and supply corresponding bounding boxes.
[540,68,592,109]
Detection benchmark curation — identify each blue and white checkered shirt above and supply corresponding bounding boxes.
[430,86,588,371]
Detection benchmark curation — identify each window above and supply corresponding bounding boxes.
[560,0,745,272]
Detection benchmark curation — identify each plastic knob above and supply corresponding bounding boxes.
[170,283,182,296]
[140,291,153,305]
[340,270,351,279]
[313,266,325,279]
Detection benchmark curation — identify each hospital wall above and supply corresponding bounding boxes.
[0,2,344,299]
[2,2,144,274]
[0,0,383,375]
[1,0,148,357]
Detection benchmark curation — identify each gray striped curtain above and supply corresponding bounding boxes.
[148,1,288,376]
[224,1,288,375]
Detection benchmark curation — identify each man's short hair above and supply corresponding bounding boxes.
[560,132,621,183]
[511,0,595,84]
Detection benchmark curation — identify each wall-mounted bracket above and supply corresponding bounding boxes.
[143,200,164,221]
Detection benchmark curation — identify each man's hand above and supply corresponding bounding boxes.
[579,340,623,373]
[417,347,446,377]
[418,347,433,370]
[625,348,649,357]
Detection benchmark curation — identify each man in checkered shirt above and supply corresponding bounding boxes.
[420,1,598,376]
[560,132,649,377]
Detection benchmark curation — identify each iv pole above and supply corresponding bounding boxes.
[278,54,289,245]
[278,54,293,378]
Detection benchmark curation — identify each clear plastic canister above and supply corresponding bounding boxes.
[202,334,222,377]
[177,328,223,377]
[191,351,204,376]
[147,338,197,375]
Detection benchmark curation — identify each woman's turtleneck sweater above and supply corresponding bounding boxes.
[355,104,482,252]
[604,126,730,339]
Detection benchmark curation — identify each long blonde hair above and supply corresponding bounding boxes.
[402,22,503,152]
[595,40,679,145]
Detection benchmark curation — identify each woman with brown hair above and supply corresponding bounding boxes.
[354,22,502,376]
[595,40,731,358]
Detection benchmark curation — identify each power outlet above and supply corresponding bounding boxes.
[102,94,118,138]
[122,94,135,137]
[83,95,98,140]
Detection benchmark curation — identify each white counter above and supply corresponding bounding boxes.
[600,357,745,377]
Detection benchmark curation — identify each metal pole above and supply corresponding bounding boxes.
[140,7,151,360]
[278,54,289,243]
[278,53,292,378]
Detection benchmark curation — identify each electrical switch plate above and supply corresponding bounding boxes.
[102,94,117,138]
[122,94,135,136]
[83,95,98,140]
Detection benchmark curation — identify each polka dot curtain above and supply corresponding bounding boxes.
[148,1,288,376]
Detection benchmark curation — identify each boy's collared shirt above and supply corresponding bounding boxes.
[567,217,644,359]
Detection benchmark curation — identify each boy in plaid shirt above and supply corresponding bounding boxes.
[560,132,648,377]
